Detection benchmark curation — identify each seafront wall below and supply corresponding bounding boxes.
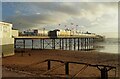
[0,39,2,57]
[1,38,14,57]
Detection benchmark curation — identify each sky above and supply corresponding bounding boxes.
[2,1,118,38]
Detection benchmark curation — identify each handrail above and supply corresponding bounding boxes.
[45,59,116,69]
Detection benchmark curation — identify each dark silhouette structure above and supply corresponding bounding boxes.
[48,29,60,38]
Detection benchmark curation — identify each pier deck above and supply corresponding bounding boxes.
[15,35,97,39]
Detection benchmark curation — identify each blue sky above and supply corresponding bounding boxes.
[2,2,118,38]
[0,2,2,21]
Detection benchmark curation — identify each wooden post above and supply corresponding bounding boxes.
[48,60,51,70]
[65,62,69,75]
[97,66,109,79]
[101,67,108,79]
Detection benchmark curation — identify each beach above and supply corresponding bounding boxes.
[2,49,119,78]
[2,2,119,79]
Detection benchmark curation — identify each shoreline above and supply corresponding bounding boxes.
[2,49,119,78]
[14,48,119,55]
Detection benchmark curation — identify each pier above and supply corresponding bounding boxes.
[14,35,97,51]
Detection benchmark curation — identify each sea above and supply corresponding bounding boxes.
[95,38,119,54]
[16,38,119,54]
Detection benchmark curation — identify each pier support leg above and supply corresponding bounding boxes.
[32,39,33,49]
[52,39,55,49]
[81,38,83,50]
[23,39,25,50]
[65,39,67,50]
[88,38,90,50]
[78,38,80,50]
[85,38,86,50]
[91,38,93,49]
[60,39,61,49]
[86,38,88,50]
[69,39,72,50]
[62,39,64,50]
[43,39,44,49]
[74,38,76,50]
[92,38,94,49]
[14,39,16,50]
[40,39,42,49]
[21,39,25,56]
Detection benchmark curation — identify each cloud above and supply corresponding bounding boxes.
[0,2,2,21]
[3,2,118,37]
[5,11,71,30]
[2,0,119,2]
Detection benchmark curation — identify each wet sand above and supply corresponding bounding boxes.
[2,49,119,78]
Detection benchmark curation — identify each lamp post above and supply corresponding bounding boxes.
[65,25,67,36]
[70,29,71,36]
[43,28,45,36]
[71,23,73,36]
[76,25,78,35]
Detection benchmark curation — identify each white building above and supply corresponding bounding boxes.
[12,29,19,37]
[33,29,48,36]
[0,22,18,57]
[57,30,71,36]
